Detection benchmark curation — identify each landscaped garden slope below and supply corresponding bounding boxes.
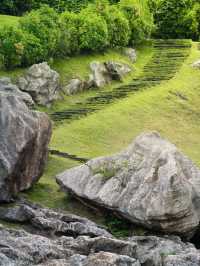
[21,41,200,221]
[0,14,19,28]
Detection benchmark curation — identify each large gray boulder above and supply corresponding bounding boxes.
[18,62,61,107]
[0,86,52,202]
[0,77,34,106]
[56,132,200,236]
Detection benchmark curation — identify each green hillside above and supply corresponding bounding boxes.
[0,14,19,28]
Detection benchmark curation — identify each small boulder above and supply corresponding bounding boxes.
[90,61,111,88]
[0,77,34,106]
[64,78,85,95]
[124,48,137,63]
[105,61,132,81]
[0,85,52,202]
[192,60,200,68]
[18,62,61,107]
[56,132,200,237]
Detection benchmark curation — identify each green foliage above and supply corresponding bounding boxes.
[102,5,131,48]
[153,0,198,39]
[119,0,153,44]
[78,11,108,51]
[0,27,24,69]
[93,165,117,181]
[21,32,44,66]
[105,214,132,237]
[59,11,80,56]
[0,0,153,69]
[20,5,60,59]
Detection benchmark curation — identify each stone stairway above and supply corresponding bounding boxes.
[51,39,191,123]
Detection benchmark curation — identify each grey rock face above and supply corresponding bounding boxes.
[56,132,200,236]
[90,61,111,88]
[105,61,132,81]
[0,226,140,266]
[18,62,61,107]
[0,202,111,238]
[130,235,200,266]
[90,61,131,88]
[124,48,137,63]
[1,224,200,265]
[0,89,52,202]
[64,78,85,95]
[0,77,34,106]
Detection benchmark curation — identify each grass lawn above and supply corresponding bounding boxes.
[0,14,19,28]
[22,42,200,224]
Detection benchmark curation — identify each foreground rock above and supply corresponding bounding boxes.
[0,86,52,202]
[0,226,140,266]
[0,201,111,238]
[56,132,200,237]
[131,235,200,266]
[0,220,200,265]
[18,62,61,107]
[0,77,34,106]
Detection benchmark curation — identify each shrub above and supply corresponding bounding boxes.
[58,11,80,56]
[20,5,60,59]
[78,12,108,51]
[21,32,44,66]
[82,1,130,47]
[102,5,131,47]
[154,0,197,39]
[119,0,153,44]
[0,26,24,69]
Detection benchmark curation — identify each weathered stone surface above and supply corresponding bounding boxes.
[192,60,200,68]
[0,227,73,265]
[124,48,137,63]
[0,77,34,106]
[0,202,111,238]
[89,61,132,88]
[18,62,61,107]
[64,78,85,95]
[56,132,200,236]
[130,235,200,266]
[0,88,52,202]
[76,252,140,266]
[0,226,140,266]
[90,61,111,88]
[105,61,132,81]
[1,224,200,265]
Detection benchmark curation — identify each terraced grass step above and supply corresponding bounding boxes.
[51,39,192,123]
